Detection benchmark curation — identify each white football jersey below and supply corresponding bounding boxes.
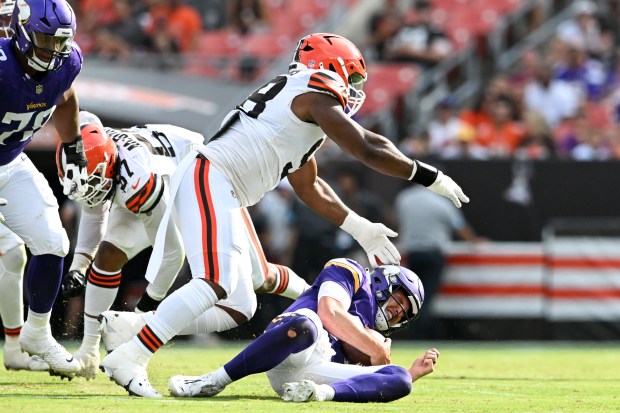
[73,124,203,258]
[201,68,348,207]
[106,124,204,213]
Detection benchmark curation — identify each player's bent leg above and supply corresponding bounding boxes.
[168,314,319,398]
[257,263,310,300]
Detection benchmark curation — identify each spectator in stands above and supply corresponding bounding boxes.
[556,1,605,59]
[394,180,484,339]
[570,122,612,161]
[515,110,556,160]
[523,62,581,127]
[427,96,465,156]
[383,0,453,69]
[474,95,525,158]
[89,0,150,60]
[509,49,541,91]
[366,0,404,61]
[227,0,271,36]
[144,0,203,54]
[553,39,610,102]
[440,123,490,160]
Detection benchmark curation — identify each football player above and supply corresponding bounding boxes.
[0,0,88,377]
[0,0,47,373]
[58,111,309,379]
[100,32,465,397]
[167,260,439,403]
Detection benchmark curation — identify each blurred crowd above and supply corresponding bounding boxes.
[71,0,271,59]
[366,0,620,161]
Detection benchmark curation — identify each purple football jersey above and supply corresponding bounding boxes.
[0,37,82,165]
[285,258,377,362]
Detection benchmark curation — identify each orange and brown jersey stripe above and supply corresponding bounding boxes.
[307,71,347,109]
[273,264,290,295]
[137,324,164,353]
[194,155,220,284]
[4,326,22,337]
[241,208,268,278]
[88,267,122,289]
[126,173,159,213]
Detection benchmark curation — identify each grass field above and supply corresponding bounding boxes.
[1,340,619,413]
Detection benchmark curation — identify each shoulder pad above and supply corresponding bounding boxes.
[307,69,348,109]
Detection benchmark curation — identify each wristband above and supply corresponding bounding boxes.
[410,160,438,187]
[62,135,88,167]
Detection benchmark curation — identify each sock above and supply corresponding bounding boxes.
[0,245,27,328]
[132,278,219,356]
[25,309,51,328]
[331,365,412,403]
[270,264,310,300]
[80,315,101,352]
[211,366,233,386]
[84,264,121,321]
[224,314,317,381]
[26,254,63,313]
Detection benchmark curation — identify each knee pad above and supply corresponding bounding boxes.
[0,244,27,275]
[281,315,319,350]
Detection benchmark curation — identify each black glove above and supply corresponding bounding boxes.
[61,135,89,198]
[61,270,87,297]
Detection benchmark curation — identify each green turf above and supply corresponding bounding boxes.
[1,341,619,412]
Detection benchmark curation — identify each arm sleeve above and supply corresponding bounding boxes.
[73,201,109,258]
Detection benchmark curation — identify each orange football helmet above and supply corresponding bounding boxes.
[290,33,367,116]
[56,123,117,207]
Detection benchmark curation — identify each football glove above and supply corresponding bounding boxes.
[410,161,469,208]
[340,212,401,268]
[61,135,89,199]
[61,270,87,298]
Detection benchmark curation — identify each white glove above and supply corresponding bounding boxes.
[428,171,470,208]
[340,212,401,268]
[0,197,6,223]
[61,135,89,198]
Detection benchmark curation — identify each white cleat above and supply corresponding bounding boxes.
[98,311,145,353]
[282,380,329,402]
[73,347,100,379]
[168,372,226,397]
[99,342,161,398]
[3,344,50,371]
[19,323,80,378]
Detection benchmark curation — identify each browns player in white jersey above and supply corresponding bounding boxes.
[57,112,309,380]
[100,33,468,397]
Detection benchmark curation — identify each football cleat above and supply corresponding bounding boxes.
[19,323,80,377]
[73,347,100,380]
[282,380,330,402]
[168,372,226,397]
[3,343,49,371]
[99,342,161,398]
[99,311,145,353]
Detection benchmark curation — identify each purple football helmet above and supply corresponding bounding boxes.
[10,0,76,71]
[370,265,425,335]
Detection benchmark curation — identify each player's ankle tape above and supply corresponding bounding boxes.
[136,293,161,312]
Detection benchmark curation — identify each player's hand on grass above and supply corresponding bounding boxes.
[409,348,440,381]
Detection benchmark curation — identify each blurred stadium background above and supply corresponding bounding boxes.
[14,0,620,344]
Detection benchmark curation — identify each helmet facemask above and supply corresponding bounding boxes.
[79,160,115,207]
[371,265,424,336]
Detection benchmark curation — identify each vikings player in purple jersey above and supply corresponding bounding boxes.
[0,0,88,377]
[168,259,439,403]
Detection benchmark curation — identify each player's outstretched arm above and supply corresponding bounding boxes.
[408,348,440,382]
[294,92,469,208]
